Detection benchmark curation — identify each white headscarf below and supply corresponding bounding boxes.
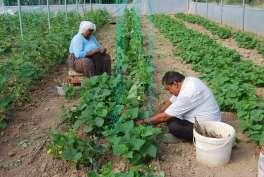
[78,21,96,34]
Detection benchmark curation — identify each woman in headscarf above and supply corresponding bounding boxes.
[68,21,111,77]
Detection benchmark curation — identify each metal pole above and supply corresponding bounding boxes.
[220,0,223,24]
[206,0,208,18]
[76,0,79,13]
[17,0,23,39]
[47,0,51,30]
[194,0,197,14]
[90,0,92,11]
[64,0,67,20]
[81,0,85,14]
[1,0,5,13]
[242,0,245,31]
[187,0,190,13]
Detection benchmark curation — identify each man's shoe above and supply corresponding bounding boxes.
[161,133,181,144]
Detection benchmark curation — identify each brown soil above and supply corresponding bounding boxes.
[142,17,199,109]
[256,87,264,100]
[145,17,259,177]
[180,20,264,66]
[0,22,116,177]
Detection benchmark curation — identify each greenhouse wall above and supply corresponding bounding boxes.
[0,0,188,15]
[141,0,188,14]
[1,4,130,16]
[1,0,264,36]
[189,2,264,37]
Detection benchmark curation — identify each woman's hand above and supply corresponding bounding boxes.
[99,47,107,54]
[86,48,100,57]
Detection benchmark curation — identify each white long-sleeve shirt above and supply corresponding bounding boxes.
[165,77,221,123]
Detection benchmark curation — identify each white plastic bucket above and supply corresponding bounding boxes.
[193,121,236,167]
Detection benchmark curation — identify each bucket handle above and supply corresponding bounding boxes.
[193,136,233,151]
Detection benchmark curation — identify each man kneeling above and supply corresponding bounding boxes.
[138,71,221,141]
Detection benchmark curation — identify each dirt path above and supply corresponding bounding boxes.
[0,22,116,177]
[142,17,259,177]
[177,18,264,66]
[141,17,199,110]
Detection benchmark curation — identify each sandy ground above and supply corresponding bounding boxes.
[0,22,116,177]
[143,17,259,177]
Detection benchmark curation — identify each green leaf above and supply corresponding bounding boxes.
[118,121,134,133]
[127,83,139,99]
[95,117,104,127]
[143,144,157,158]
[127,107,139,119]
[124,151,133,159]
[113,143,128,155]
[62,148,82,161]
[131,138,145,150]
[97,108,108,117]
[84,125,93,133]
[142,126,161,137]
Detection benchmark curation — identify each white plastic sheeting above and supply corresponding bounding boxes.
[189,2,264,37]
[142,0,188,15]
[1,1,264,36]
[0,0,188,16]
[0,4,127,16]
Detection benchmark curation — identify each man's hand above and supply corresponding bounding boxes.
[136,119,146,125]
[136,112,171,126]
[136,118,153,125]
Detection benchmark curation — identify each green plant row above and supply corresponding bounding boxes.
[233,31,264,57]
[175,13,264,57]
[151,14,264,144]
[89,163,164,177]
[109,8,160,164]
[175,13,232,39]
[0,10,109,129]
[62,74,161,164]
[48,8,162,175]
[175,14,264,88]
[48,129,106,168]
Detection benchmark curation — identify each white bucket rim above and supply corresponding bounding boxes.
[193,121,236,147]
[193,121,235,140]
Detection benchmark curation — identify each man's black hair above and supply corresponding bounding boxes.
[162,71,185,85]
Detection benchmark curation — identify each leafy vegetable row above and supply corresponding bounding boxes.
[108,9,160,165]
[0,10,109,129]
[89,163,164,177]
[151,14,264,144]
[48,9,162,176]
[175,13,264,57]
[175,13,231,39]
